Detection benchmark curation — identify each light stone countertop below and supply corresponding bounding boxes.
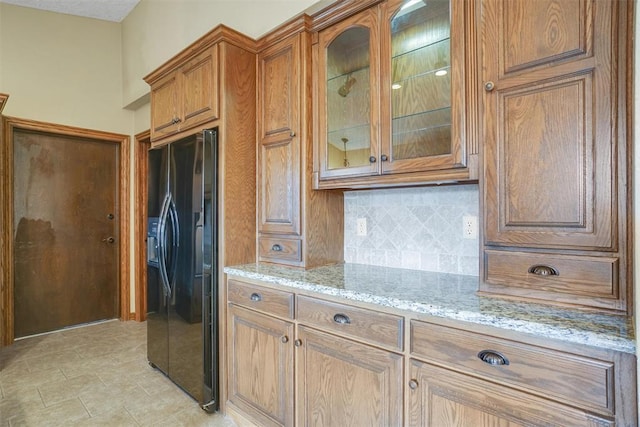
[224,262,636,354]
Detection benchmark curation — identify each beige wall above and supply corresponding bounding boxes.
[121,0,332,112]
[0,4,133,134]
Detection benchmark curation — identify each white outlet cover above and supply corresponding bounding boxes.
[463,215,478,239]
[356,218,367,236]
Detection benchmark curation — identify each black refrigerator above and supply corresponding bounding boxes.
[146,128,218,411]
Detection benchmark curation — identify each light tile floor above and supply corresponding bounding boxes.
[0,320,237,427]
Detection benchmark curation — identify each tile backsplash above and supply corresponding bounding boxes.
[344,184,479,276]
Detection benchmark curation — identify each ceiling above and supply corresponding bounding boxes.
[0,0,140,22]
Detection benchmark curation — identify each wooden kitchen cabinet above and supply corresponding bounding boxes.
[224,275,637,427]
[257,19,343,268]
[313,0,478,189]
[408,318,636,426]
[296,325,403,426]
[226,280,295,427]
[479,0,633,313]
[148,45,218,142]
[407,360,613,427]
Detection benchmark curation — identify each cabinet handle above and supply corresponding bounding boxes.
[484,81,495,92]
[408,379,419,390]
[290,131,296,137]
[381,154,388,162]
[528,264,559,276]
[294,339,302,347]
[271,244,283,252]
[281,335,289,344]
[477,350,509,366]
[369,156,377,163]
[171,117,182,124]
[250,293,262,302]
[333,313,351,324]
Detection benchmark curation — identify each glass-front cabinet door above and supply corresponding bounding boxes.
[314,0,474,187]
[317,7,380,180]
[381,0,467,174]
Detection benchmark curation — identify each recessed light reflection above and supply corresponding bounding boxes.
[435,69,448,77]
[392,83,402,90]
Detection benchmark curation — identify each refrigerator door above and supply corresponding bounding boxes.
[167,130,217,406]
[146,130,218,409]
[147,146,170,375]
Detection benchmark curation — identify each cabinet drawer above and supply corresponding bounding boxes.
[227,279,294,319]
[410,320,614,415]
[297,296,403,351]
[259,237,302,263]
[484,249,618,299]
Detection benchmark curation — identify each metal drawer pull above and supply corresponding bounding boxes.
[484,81,495,92]
[250,293,262,302]
[294,339,302,347]
[478,350,509,366]
[333,313,351,324]
[369,156,376,163]
[528,264,559,276]
[408,379,419,390]
[381,154,388,161]
[271,244,283,252]
[281,335,289,344]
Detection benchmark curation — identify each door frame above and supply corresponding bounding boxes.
[134,130,150,321]
[0,116,130,346]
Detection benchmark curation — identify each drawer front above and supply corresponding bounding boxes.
[484,249,618,299]
[258,237,302,263]
[228,279,294,319]
[410,320,614,415]
[297,295,403,351]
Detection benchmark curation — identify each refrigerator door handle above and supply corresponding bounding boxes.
[157,193,171,296]
[167,195,180,295]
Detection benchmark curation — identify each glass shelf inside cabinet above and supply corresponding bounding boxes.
[391,0,452,161]
[326,26,371,170]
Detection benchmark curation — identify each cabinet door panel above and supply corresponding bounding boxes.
[258,35,301,237]
[259,136,300,235]
[296,326,402,427]
[381,0,469,174]
[150,73,180,139]
[317,8,380,179]
[227,305,294,427]
[500,0,590,74]
[483,0,614,250]
[181,45,219,129]
[259,38,299,138]
[408,360,613,427]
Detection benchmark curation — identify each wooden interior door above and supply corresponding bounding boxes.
[12,128,119,338]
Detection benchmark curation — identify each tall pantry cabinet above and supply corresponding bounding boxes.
[479,0,634,314]
[257,17,344,268]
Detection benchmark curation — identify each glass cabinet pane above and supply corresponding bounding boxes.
[390,0,451,160]
[326,27,372,170]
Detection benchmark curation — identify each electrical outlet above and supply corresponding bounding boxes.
[356,218,367,236]
[462,215,478,239]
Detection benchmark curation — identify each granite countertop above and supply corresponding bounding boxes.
[224,263,636,354]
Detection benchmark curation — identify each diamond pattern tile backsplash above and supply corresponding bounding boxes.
[344,184,479,276]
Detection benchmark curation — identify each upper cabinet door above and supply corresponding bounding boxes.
[180,45,219,131]
[482,0,615,250]
[317,7,381,180]
[150,73,180,139]
[381,0,467,174]
[258,35,301,236]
